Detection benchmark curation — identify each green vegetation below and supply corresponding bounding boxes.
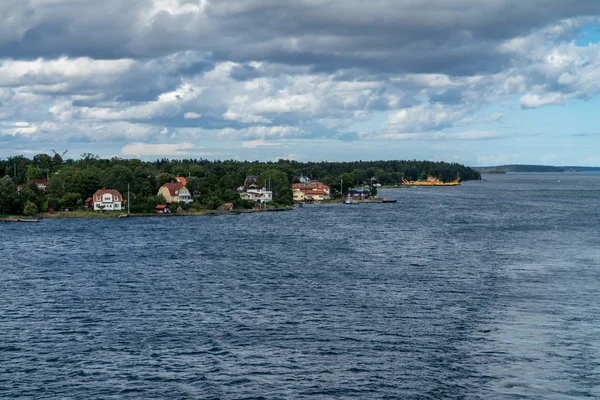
[0,154,480,216]
[477,164,564,173]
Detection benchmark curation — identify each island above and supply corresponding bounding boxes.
[0,153,480,218]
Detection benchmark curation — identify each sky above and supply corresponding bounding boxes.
[1,0,600,166]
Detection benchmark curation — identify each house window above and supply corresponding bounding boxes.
[114,196,118,201]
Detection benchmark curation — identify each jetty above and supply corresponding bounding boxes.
[0,218,40,223]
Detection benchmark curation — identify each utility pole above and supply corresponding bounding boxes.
[340,179,343,199]
[127,183,130,214]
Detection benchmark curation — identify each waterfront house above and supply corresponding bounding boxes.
[158,182,193,203]
[239,185,272,203]
[92,188,123,211]
[84,197,94,209]
[219,202,234,211]
[154,204,171,214]
[346,188,370,199]
[292,180,331,201]
[293,188,306,202]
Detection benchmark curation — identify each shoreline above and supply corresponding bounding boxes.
[0,207,296,220]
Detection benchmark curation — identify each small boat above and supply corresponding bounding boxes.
[344,198,359,205]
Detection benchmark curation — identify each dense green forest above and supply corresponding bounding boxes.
[0,153,480,215]
[477,164,600,173]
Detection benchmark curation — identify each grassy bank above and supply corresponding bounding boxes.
[35,207,294,219]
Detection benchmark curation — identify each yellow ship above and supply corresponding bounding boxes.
[402,176,460,186]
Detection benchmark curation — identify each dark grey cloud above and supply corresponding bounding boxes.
[2,0,599,76]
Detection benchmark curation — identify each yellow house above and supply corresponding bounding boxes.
[293,188,306,202]
[158,182,193,203]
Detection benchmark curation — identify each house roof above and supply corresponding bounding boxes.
[293,180,330,191]
[175,176,187,185]
[161,182,187,196]
[31,179,49,185]
[93,188,123,199]
[155,204,169,209]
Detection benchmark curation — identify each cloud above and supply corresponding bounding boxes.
[121,141,196,156]
[2,1,600,160]
[379,130,500,141]
[184,111,202,119]
[242,139,285,148]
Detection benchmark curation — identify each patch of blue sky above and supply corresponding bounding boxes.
[575,24,600,46]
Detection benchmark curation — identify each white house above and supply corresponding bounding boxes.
[239,185,272,203]
[93,188,123,211]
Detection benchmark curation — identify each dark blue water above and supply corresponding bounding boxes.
[2,173,600,399]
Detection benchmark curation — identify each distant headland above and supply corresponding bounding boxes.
[475,165,600,174]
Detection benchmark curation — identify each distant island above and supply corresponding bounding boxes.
[0,154,481,217]
[476,165,600,174]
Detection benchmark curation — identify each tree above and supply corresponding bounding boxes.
[19,182,45,212]
[60,192,82,209]
[185,176,201,196]
[156,172,175,187]
[23,201,38,216]
[25,165,43,181]
[260,168,292,206]
[102,165,134,196]
[0,176,18,214]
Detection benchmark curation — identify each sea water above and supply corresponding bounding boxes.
[1,173,599,399]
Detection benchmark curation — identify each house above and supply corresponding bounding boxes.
[158,182,193,203]
[219,202,234,211]
[292,180,331,201]
[244,175,260,187]
[239,185,272,203]
[175,176,187,186]
[17,179,49,192]
[84,197,94,209]
[92,188,123,211]
[293,188,306,202]
[346,188,370,199]
[303,190,328,202]
[154,204,171,214]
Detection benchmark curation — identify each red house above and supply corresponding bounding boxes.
[154,205,171,214]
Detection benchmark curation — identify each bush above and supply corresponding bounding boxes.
[23,201,38,216]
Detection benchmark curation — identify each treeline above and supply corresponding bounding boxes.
[477,165,565,173]
[0,154,480,215]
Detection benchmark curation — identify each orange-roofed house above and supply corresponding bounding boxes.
[158,182,193,203]
[92,188,124,211]
[219,202,234,211]
[292,180,331,201]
